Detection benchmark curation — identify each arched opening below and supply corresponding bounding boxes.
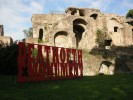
[54,31,68,47]
[90,14,98,20]
[73,25,85,47]
[73,18,87,47]
[39,29,43,40]
[99,61,114,75]
[73,18,87,25]
[114,26,118,32]
[111,18,118,21]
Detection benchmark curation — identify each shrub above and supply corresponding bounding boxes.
[0,43,18,75]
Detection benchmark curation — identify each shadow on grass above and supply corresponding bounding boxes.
[0,74,133,100]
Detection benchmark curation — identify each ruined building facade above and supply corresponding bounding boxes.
[30,7,133,50]
[0,25,13,46]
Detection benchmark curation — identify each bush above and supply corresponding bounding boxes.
[95,28,108,47]
[0,43,18,75]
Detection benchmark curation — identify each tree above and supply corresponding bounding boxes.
[23,27,33,38]
[0,43,18,75]
[126,9,133,18]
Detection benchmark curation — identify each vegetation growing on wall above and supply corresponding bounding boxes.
[38,38,49,43]
[38,39,44,43]
[95,27,112,48]
[95,28,107,47]
[32,48,38,58]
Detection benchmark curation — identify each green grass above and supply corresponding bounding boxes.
[0,74,133,100]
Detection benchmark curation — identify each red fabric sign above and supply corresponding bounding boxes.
[18,42,83,82]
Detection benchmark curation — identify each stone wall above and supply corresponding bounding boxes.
[0,25,4,36]
[31,7,133,50]
[0,36,13,45]
[0,25,13,46]
[23,37,38,44]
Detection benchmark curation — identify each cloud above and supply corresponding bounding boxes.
[0,0,132,40]
[0,0,43,40]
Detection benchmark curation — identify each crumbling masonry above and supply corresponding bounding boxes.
[0,25,13,46]
[30,7,133,50]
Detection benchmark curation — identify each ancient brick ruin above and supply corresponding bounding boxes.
[0,25,13,46]
[29,7,133,50]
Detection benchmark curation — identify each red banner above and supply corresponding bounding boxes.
[18,42,83,82]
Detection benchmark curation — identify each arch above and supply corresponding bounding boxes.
[99,61,114,75]
[54,31,68,47]
[111,18,118,22]
[73,18,87,47]
[38,28,43,40]
[107,17,120,23]
[90,13,98,20]
[73,18,87,25]
[73,25,85,47]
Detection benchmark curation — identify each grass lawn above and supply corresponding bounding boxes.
[0,74,133,100]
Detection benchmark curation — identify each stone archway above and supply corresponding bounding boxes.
[73,18,87,47]
[54,31,68,47]
[90,13,98,20]
[39,28,43,40]
[73,25,85,47]
[99,61,114,75]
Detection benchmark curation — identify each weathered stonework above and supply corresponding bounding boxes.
[0,36,13,45]
[31,7,133,50]
[0,25,4,36]
[30,7,133,75]
[23,37,38,44]
[0,25,13,46]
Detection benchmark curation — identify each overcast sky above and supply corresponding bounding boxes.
[0,0,133,40]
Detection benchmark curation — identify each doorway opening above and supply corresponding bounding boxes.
[39,28,43,41]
